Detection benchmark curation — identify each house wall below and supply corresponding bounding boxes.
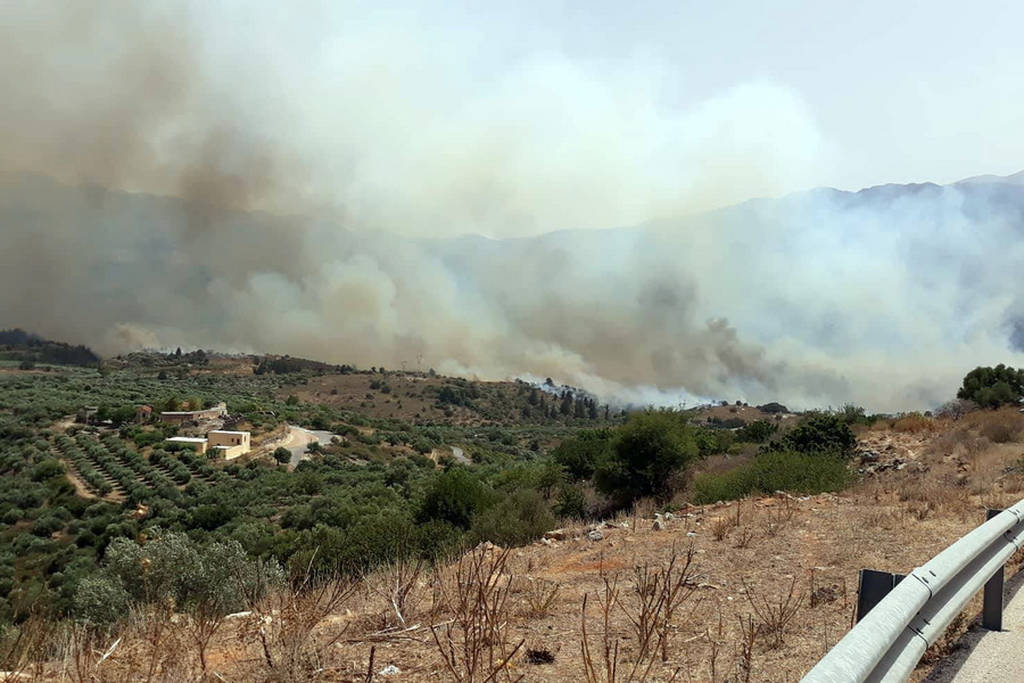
[208,430,250,457]
[214,444,247,460]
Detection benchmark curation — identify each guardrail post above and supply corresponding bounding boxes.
[856,569,905,622]
[983,508,1005,631]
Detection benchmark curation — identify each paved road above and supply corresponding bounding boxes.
[450,446,471,465]
[927,570,1024,682]
[281,425,338,469]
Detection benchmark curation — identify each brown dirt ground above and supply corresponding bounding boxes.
[279,372,528,425]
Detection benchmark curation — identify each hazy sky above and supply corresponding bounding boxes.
[199,0,1024,214]
[6,1,1024,238]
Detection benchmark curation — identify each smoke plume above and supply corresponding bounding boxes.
[2,3,1023,412]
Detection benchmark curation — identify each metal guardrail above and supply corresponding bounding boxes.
[802,501,1024,682]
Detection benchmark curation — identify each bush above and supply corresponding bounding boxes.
[555,484,588,519]
[273,447,291,464]
[416,468,491,530]
[470,489,555,547]
[552,429,611,480]
[767,413,855,457]
[736,420,777,443]
[692,451,852,504]
[594,411,699,506]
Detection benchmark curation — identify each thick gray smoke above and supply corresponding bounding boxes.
[2,3,1023,412]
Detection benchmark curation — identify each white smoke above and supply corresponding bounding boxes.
[2,3,1022,413]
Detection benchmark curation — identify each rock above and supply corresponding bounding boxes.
[603,520,618,529]
[652,519,663,531]
[544,529,568,541]
[686,531,697,537]
[858,450,880,463]
[587,529,604,541]
[664,512,675,521]
[619,521,630,529]
[379,664,401,676]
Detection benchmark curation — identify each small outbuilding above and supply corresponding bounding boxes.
[165,436,208,454]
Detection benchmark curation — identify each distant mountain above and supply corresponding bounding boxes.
[955,169,1024,186]
[4,170,1024,411]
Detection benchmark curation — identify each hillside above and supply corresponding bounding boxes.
[6,171,1024,411]
[0,329,99,367]
[5,398,1024,680]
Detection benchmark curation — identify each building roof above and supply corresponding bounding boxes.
[209,430,249,436]
[166,436,208,443]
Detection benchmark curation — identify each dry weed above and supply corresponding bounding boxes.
[236,564,359,682]
[430,546,524,683]
[362,557,426,630]
[742,577,803,650]
[519,578,561,618]
[580,544,699,682]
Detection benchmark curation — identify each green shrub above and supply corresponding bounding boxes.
[767,413,855,456]
[470,489,555,547]
[555,484,588,519]
[594,411,699,506]
[416,468,491,530]
[736,420,777,443]
[692,451,852,504]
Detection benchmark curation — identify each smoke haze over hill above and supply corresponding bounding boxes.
[3,2,1024,412]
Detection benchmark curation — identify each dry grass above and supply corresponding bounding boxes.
[891,413,940,434]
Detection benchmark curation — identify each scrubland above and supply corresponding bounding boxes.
[5,407,1024,681]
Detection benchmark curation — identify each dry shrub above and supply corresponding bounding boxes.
[430,546,524,682]
[759,504,795,537]
[733,527,755,549]
[929,426,988,459]
[237,572,358,682]
[741,577,803,650]
[362,557,426,630]
[0,615,55,681]
[580,544,700,682]
[891,413,938,433]
[906,500,935,521]
[974,410,1024,444]
[96,606,199,682]
[519,578,561,618]
[709,516,736,542]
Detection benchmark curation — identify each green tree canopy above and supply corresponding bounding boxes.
[958,364,1024,408]
[594,411,699,505]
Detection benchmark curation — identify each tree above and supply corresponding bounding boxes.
[273,447,291,465]
[958,365,1024,408]
[594,411,699,506]
[552,429,612,480]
